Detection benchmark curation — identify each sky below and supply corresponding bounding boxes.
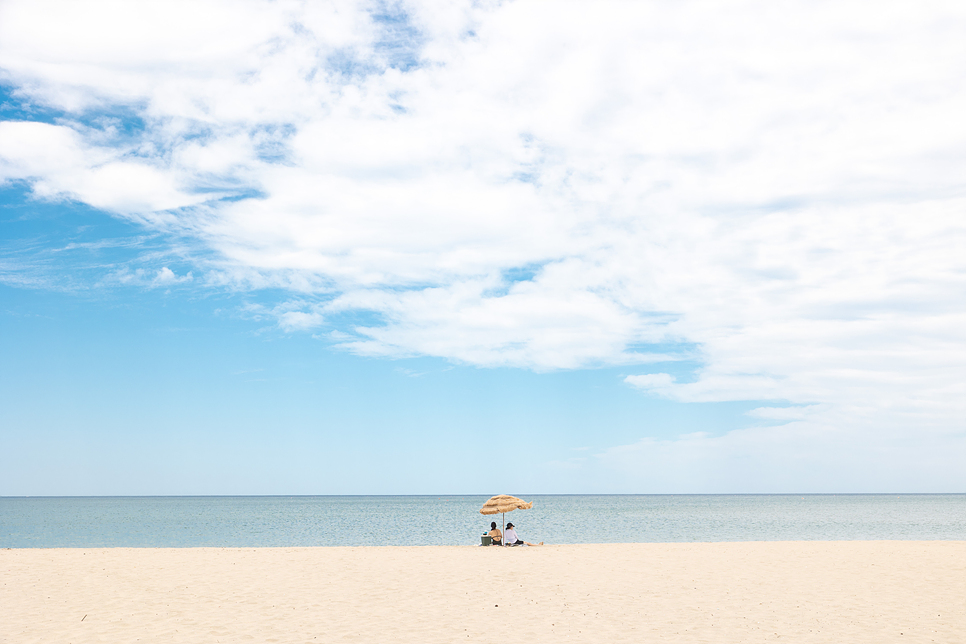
[1,0,964,495]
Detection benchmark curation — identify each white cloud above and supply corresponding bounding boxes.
[2,0,965,485]
[277,310,325,332]
[624,373,676,395]
[103,266,193,287]
[0,121,211,215]
[153,266,193,286]
[746,406,818,421]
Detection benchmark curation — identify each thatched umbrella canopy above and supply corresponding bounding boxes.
[480,495,532,539]
[480,495,533,515]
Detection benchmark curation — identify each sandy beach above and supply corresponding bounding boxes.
[3,541,964,643]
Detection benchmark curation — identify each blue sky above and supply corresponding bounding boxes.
[1,0,965,494]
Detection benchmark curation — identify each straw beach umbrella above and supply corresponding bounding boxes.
[480,495,533,538]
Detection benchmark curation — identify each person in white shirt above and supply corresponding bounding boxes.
[502,522,543,546]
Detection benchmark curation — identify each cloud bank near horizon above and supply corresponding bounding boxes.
[2,0,965,487]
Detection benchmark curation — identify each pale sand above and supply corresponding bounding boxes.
[3,542,964,643]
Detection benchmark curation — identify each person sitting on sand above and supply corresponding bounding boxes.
[503,522,543,546]
[488,522,503,546]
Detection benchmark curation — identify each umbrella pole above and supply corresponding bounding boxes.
[502,513,505,543]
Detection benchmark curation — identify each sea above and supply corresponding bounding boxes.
[1,494,964,548]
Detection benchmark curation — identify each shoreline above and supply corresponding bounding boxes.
[4,536,966,549]
[4,541,964,642]
[0,539,966,551]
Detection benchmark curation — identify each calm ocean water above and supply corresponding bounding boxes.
[1,495,963,548]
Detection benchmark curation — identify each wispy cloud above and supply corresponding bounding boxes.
[746,406,819,421]
[103,266,193,288]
